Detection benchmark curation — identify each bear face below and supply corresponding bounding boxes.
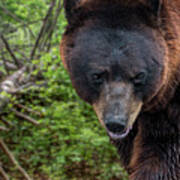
[60,0,169,139]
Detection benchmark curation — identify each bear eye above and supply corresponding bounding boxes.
[91,72,105,85]
[133,72,147,86]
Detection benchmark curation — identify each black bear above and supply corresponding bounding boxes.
[60,0,180,179]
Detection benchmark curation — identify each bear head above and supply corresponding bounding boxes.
[60,0,170,139]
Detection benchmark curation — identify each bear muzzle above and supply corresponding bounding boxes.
[104,114,131,139]
[93,82,143,139]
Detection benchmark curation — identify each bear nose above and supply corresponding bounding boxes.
[105,122,125,134]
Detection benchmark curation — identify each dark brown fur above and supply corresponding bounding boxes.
[60,0,180,179]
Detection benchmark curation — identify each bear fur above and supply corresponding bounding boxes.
[60,0,180,179]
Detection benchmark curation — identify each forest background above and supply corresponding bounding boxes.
[0,0,128,179]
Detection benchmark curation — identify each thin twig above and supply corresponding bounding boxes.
[0,5,23,23]
[1,53,10,75]
[4,19,44,34]
[0,117,14,127]
[0,35,22,67]
[0,126,9,132]
[0,139,32,180]
[15,104,42,116]
[30,0,56,60]
[0,162,9,180]
[12,109,40,126]
[43,0,62,52]
[0,5,35,39]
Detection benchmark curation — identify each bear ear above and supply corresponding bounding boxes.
[63,0,83,24]
[63,0,164,24]
[148,0,163,17]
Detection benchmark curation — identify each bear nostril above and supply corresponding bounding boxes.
[105,122,125,134]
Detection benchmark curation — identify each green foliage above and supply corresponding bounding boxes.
[1,48,128,179]
[0,1,128,179]
[0,0,49,23]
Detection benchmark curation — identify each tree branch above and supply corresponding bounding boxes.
[0,162,9,180]
[0,139,32,180]
[15,104,42,116]
[12,109,40,126]
[0,117,14,127]
[0,35,22,67]
[43,0,63,52]
[0,5,23,23]
[30,0,56,60]
[0,126,9,131]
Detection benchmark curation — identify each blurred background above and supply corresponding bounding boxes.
[0,0,128,179]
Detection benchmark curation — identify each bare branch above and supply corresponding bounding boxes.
[0,5,35,40]
[15,104,42,116]
[0,162,9,180]
[0,126,9,131]
[0,35,22,67]
[30,0,56,60]
[12,109,40,126]
[0,139,32,180]
[0,67,26,93]
[0,66,46,113]
[0,5,23,23]
[1,53,10,75]
[0,117,14,127]
[43,0,62,52]
[0,67,26,113]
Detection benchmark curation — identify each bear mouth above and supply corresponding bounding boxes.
[107,126,132,140]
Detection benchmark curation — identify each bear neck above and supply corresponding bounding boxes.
[127,118,180,180]
[112,99,180,179]
[112,82,180,179]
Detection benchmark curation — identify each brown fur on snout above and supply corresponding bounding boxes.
[93,82,143,130]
